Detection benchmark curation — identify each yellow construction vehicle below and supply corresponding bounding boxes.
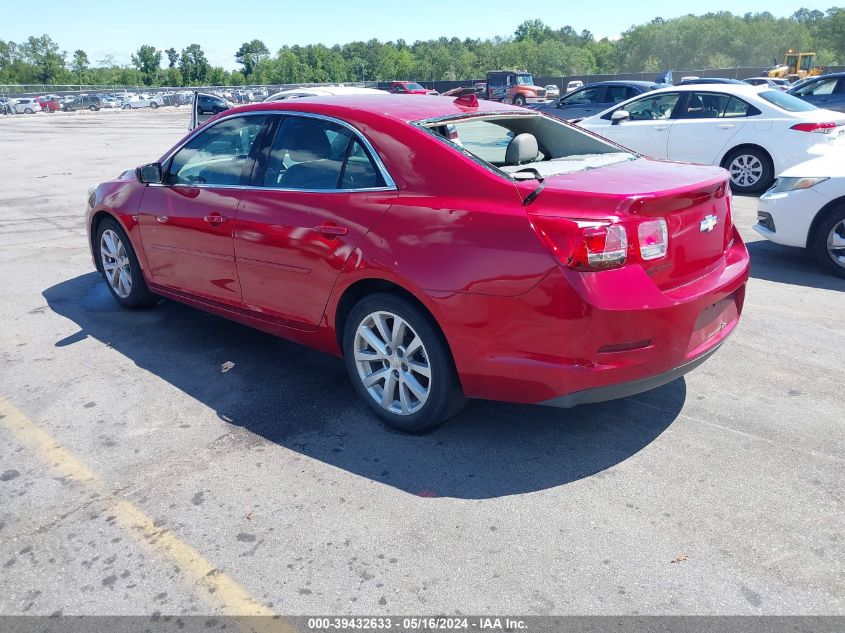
[767,51,823,81]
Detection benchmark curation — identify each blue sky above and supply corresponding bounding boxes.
[3,0,825,70]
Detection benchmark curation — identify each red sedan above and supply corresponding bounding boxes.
[86,94,749,432]
[389,81,437,95]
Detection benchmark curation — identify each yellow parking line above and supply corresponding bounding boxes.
[0,397,287,625]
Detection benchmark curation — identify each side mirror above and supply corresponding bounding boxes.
[137,163,163,184]
[611,110,631,125]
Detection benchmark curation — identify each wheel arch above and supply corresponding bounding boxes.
[89,210,134,273]
[719,143,773,170]
[806,195,845,249]
[332,278,460,379]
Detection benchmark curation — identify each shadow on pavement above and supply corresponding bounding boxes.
[44,272,687,499]
[746,239,845,291]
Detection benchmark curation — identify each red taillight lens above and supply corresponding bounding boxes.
[529,216,628,271]
[791,122,837,134]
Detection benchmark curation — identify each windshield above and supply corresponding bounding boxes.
[515,74,534,86]
[420,114,634,179]
[759,90,818,112]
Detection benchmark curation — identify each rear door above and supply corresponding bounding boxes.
[234,113,397,327]
[666,91,752,165]
[600,91,682,158]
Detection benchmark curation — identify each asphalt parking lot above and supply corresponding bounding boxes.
[0,108,842,618]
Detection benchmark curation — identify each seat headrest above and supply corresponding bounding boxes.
[505,133,539,166]
[286,122,331,162]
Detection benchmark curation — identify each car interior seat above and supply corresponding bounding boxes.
[277,123,343,189]
[505,133,539,166]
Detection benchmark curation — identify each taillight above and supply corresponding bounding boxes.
[638,219,668,260]
[529,215,673,272]
[791,122,837,134]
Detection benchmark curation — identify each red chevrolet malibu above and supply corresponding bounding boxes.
[86,94,749,432]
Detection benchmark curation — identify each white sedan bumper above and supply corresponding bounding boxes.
[754,187,831,248]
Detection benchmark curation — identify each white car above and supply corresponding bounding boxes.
[565,80,584,93]
[577,84,845,194]
[265,86,386,102]
[121,94,162,109]
[755,153,845,278]
[10,98,40,114]
[544,84,560,99]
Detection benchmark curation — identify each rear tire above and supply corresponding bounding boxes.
[810,205,845,279]
[343,293,466,433]
[723,147,773,194]
[151,102,159,109]
[95,217,158,309]
[24,107,33,114]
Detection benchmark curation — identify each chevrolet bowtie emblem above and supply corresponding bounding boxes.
[700,215,718,233]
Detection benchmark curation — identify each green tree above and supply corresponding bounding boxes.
[24,34,65,84]
[71,49,89,83]
[131,45,162,86]
[165,47,179,68]
[235,39,270,77]
[179,44,210,84]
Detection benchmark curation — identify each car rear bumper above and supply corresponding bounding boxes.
[438,229,750,405]
[541,340,724,407]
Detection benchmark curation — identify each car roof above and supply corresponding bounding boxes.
[582,80,661,88]
[646,83,771,95]
[226,94,525,124]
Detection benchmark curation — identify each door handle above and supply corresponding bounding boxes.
[203,214,228,225]
[314,223,348,237]
[654,126,668,131]
[155,215,169,224]
[718,124,735,129]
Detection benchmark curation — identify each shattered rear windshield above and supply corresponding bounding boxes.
[418,114,635,178]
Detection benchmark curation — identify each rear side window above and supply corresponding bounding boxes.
[605,85,636,103]
[563,87,602,105]
[262,117,386,191]
[680,92,758,118]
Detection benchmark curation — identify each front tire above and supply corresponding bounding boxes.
[96,217,157,309]
[513,94,526,107]
[343,293,466,433]
[24,107,33,114]
[724,147,773,194]
[811,205,845,279]
[150,102,159,109]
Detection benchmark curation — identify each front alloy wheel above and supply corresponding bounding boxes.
[96,218,157,308]
[343,294,466,432]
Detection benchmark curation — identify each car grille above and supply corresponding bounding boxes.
[536,88,546,97]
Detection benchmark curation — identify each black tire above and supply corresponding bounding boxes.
[150,102,159,109]
[343,293,466,433]
[723,147,773,194]
[810,205,845,279]
[513,94,526,107]
[123,104,131,110]
[24,107,33,114]
[95,217,158,309]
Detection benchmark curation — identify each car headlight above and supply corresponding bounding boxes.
[768,177,829,193]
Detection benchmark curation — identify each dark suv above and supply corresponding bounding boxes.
[62,95,104,112]
[196,94,231,116]
[532,81,663,120]
[787,72,845,112]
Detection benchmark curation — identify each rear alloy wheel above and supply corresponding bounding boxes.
[811,206,845,279]
[513,94,526,107]
[96,218,157,309]
[724,147,772,194]
[89,105,97,111]
[343,293,466,433]
[24,107,33,114]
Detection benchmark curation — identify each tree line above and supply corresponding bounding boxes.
[1,10,843,88]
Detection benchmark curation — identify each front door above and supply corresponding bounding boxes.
[601,91,682,159]
[234,114,396,327]
[137,114,268,306]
